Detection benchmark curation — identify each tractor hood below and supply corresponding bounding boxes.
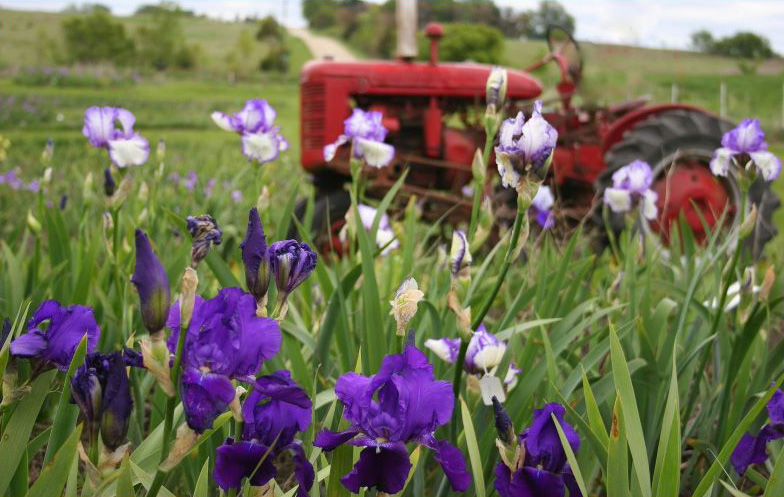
[301,59,542,100]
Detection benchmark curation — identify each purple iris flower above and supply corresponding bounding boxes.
[711,118,782,181]
[603,160,658,220]
[203,178,217,197]
[212,99,289,164]
[231,189,243,203]
[183,171,197,192]
[240,208,270,302]
[531,185,555,228]
[495,101,558,189]
[71,350,136,450]
[186,214,223,267]
[731,388,784,475]
[425,323,507,375]
[166,287,281,432]
[494,402,582,497]
[314,345,471,494]
[1,170,24,189]
[82,106,149,168]
[268,240,317,298]
[25,179,41,193]
[214,370,314,495]
[323,108,395,168]
[131,229,171,334]
[10,299,100,371]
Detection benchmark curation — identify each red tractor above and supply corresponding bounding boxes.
[294,21,779,255]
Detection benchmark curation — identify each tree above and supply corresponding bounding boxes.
[419,22,504,63]
[711,32,775,59]
[256,15,284,42]
[690,29,714,53]
[135,8,193,69]
[528,0,574,39]
[62,11,135,65]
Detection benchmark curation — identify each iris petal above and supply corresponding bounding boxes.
[341,443,411,494]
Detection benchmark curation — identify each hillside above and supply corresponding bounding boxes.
[0,7,311,76]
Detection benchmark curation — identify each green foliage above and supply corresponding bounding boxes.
[61,11,135,65]
[690,29,776,59]
[135,8,195,70]
[419,22,504,63]
[526,0,575,39]
[256,15,284,42]
[135,1,197,18]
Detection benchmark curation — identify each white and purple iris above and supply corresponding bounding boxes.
[166,287,282,432]
[341,203,399,254]
[425,324,520,403]
[493,401,583,497]
[710,118,782,181]
[426,324,511,375]
[212,99,289,164]
[495,101,558,189]
[531,185,555,228]
[213,370,314,496]
[324,108,395,168]
[314,345,471,494]
[731,388,784,476]
[82,106,150,168]
[603,160,658,219]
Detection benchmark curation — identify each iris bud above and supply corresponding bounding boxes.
[180,267,198,329]
[131,229,171,334]
[485,66,508,112]
[449,230,471,278]
[103,167,116,197]
[240,208,270,303]
[186,214,222,267]
[389,277,424,336]
[26,210,42,234]
[268,239,317,298]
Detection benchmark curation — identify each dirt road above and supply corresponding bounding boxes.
[288,27,358,62]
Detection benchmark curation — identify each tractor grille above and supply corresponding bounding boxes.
[302,81,326,150]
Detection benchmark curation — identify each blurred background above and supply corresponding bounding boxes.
[1,0,782,220]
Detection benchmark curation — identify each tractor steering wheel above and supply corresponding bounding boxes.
[546,25,583,84]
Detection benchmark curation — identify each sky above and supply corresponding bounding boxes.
[2,0,783,52]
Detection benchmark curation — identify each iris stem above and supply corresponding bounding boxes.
[88,424,100,466]
[451,195,525,440]
[682,193,746,441]
[147,325,188,497]
[468,122,497,239]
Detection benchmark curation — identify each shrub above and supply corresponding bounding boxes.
[135,8,192,70]
[62,11,135,65]
[418,22,504,64]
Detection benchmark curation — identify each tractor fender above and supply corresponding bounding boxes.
[601,104,724,155]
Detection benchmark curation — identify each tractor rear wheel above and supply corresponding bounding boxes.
[594,109,780,258]
[288,190,351,255]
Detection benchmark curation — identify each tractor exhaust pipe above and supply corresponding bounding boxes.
[396,0,417,60]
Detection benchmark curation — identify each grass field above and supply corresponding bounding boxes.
[1,6,782,225]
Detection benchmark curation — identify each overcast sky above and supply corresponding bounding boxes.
[2,0,783,52]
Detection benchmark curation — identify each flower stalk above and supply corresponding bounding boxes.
[452,194,526,422]
[146,268,197,497]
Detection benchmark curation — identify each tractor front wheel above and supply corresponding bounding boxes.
[288,190,351,256]
[595,109,780,257]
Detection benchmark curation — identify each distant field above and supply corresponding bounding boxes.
[1,7,781,235]
[0,7,311,76]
